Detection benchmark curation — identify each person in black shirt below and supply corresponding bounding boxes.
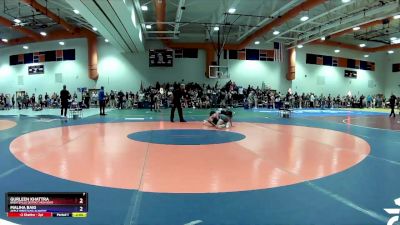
[150,89,155,111]
[170,84,186,122]
[389,94,396,117]
[44,92,49,107]
[117,90,124,109]
[60,85,70,117]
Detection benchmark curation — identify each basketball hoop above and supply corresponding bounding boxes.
[209,65,229,79]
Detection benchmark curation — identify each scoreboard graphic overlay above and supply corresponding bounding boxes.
[6,192,88,218]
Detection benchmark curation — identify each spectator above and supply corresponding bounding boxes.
[99,86,106,116]
[389,94,396,118]
[118,90,124,109]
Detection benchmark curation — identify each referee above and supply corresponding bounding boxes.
[99,86,106,116]
[170,83,186,122]
[60,85,70,117]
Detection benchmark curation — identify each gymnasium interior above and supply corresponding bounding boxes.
[1,0,400,225]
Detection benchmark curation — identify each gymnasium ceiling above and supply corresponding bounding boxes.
[0,0,399,51]
[138,0,400,48]
[0,0,92,39]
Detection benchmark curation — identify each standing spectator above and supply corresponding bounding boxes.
[150,89,155,111]
[44,92,49,107]
[39,94,44,108]
[154,90,161,112]
[84,91,90,108]
[5,94,11,109]
[31,94,36,109]
[310,93,315,108]
[372,95,376,108]
[389,94,396,118]
[367,95,372,108]
[92,91,98,106]
[60,85,70,117]
[110,91,116,108]
[12,94,15,108]
[359,95,365,108]
[24,93,29,108]
[99,86,106,116]
[17,94,22,109]
[170,84,186,122]
[118,90,124,109]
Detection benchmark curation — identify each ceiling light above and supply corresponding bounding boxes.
[14,18,21,23]
[297,44,303,48]
[394,15,400,19]
[23,45,28,49]
[40,31,47,36]
[92,27,98,31]
[353,26,360,31]
[359,43,366,48]
[392,39,400,44]
[73,9,79,14]
[364,54,369,58]
[146,24,152,29]
[59,41,65,46]
[141,5,148,11]
[342,0,351,3]
[105,39,109,43]
[254,41,260,45]
[273,30,280,35]
[2,38,8,43]
[213,26,219,31]
[321,36,326,41]
[300,16,309,22]
[334,49,340,53]
[388,50,394,54]
[228,8,236,14]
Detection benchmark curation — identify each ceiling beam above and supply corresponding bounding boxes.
[324,17,395,40]
[133,0,148,36]
[292,0,398,46]
[278,36,298,40]
[0,16,41,40]
[310,13,400,53]
[266,1,354,43]
[226,0,327,50]
[173,0,186,35]
[314,39,400,52]
[20,0,76,33]
[237,0,303,41]
[6,28,91,46]
[19,0,98,80]
[45,0,92,28]
[209,0,240,36]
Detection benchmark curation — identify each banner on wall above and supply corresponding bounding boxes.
[28,65,44,75]
[10,49,76,65]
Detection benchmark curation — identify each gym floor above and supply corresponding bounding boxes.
[0,108,399,225]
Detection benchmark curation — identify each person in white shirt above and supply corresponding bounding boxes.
[310,94,315,108]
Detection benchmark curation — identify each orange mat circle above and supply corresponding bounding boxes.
[9,122,370,193]
[0,120,17,131]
